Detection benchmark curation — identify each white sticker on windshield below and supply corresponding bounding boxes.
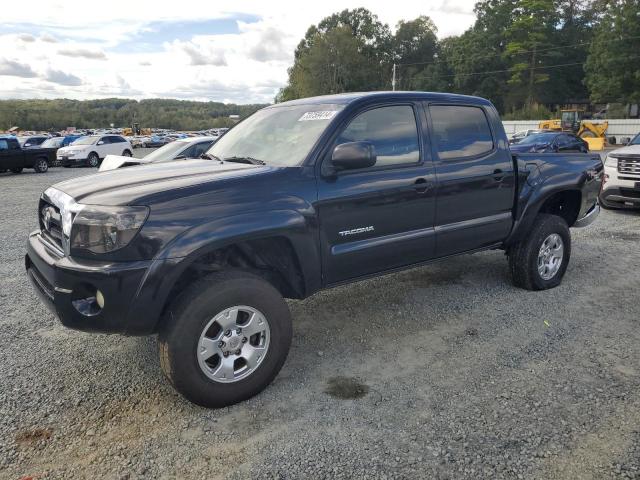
[298,111,338,121]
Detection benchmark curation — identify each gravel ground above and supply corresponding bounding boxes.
[1,165,639,480]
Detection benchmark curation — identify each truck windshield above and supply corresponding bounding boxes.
[630,133,640,145]
[206,104,343,166]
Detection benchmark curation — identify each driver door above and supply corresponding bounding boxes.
[316,103,436,285]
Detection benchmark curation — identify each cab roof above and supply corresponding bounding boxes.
[272,91,492,108]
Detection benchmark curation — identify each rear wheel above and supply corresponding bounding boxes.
[10,167,23,174]
[158,270,293,408]
[33,158,49,173]
[508,214,571,291]
[123,150,132,157]
[86,152,99,168]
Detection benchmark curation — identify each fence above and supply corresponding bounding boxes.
[502,119,640,143]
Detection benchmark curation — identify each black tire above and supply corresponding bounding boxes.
[158,270,293,408]
[10,167,23,174]
[508,214,571,291]
[86,152,99,168]
[122,149,132,157]
[33,157,49,173]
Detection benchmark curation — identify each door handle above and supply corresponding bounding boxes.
[413,178,433,194]
[493,169,505,182]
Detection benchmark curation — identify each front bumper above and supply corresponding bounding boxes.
[26,231,156,334]
[57,156,87,167]
[573,203,600,228]
[600,186,640,209]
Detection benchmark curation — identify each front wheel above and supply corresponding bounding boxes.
[158,270,293,408]
[508,214,571,290]
[34,158,49,173]
[122,150,132,157]
[86,153,99,168]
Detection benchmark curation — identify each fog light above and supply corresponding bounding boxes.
[96,290,105,309]
[71,283,103,317]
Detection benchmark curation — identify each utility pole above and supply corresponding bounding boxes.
[392,63,397,91]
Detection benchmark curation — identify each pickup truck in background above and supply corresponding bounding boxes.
[0,135,56,174]
[25,92,603,408]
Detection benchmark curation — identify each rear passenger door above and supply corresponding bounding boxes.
[426,103,515,257]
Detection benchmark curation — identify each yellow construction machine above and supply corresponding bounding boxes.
[538,109,609,150]
[122,123,152,136]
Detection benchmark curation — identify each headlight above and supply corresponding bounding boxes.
[604,154,618,168]
[70,205,149,253]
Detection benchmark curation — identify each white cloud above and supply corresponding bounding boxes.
[45,69,83,86]
[0,59,38,78]
[18,33,36,42]
[175,41,227,66]
[0,0,477,103]
[58,48,107,60]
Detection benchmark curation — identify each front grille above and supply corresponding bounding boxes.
[28,264,54,301]
[39,199,64,251]
[620,188,640,199]
[617,156,640,176]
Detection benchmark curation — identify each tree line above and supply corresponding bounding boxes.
[0,98,267,132]
[277,1,640,119]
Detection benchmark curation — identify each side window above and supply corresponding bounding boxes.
[191,141,212,157]
[9,139,20,150]
[430,105,494,160]
[556,134,570,147]
[0,139,8,150]
[336,105,420,168]
[113,136,126,143]
[100,136,111,144]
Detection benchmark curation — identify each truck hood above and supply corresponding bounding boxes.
[53,158,268,205]
[608,144,640,156]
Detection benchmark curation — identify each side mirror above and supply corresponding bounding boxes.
[175,155,186,160]
[97,141,104,145]
[331,141,376,171]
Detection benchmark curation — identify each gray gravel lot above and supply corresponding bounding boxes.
[1,164,639,480]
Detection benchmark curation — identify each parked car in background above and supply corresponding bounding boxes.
[99,136,218,171]
[26,92,603,407]
[40,135,82,150]
[509,132,589,153]
[18,135,49,149]
[57,135,133,167]
[509,129,554,144]
[0,135,56,174]
[141,135,171,148]
[599,132,640,210]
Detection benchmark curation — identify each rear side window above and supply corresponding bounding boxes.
[337,105,420,168]
[430,105,494,160]
[0,139,8,150]
[112,136,126,143]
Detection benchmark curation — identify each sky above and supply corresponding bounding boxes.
[0,0,477,104]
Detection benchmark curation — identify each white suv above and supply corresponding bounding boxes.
[600,132,640,210]
[57,135,133,168]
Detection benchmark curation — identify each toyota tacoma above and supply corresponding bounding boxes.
[26,92,603,407]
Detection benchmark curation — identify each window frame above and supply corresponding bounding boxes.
[321,102,424,176]
[426,103,496,163]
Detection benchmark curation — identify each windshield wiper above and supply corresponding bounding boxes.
[200,153,222,161]
[222,156,266,165]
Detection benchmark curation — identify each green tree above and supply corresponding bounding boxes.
[278,8,392,101]
[503,0,559,108]
[585,0,640,104]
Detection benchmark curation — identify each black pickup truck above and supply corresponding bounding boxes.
[0,136,56,174]
[25,92,603,407]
